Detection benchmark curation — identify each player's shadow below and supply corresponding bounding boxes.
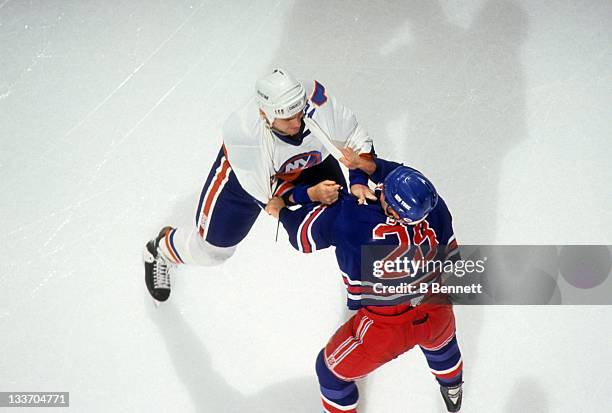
[275,0,528,241]
[158,191,358,411]
[147,301,321,413]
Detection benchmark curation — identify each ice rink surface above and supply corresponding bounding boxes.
[1,1,611,412]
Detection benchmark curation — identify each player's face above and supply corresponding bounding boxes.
[272,112,304,136]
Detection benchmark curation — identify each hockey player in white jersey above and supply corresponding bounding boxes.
[144,68,377,303]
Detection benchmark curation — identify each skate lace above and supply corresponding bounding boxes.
[153,253,172,289]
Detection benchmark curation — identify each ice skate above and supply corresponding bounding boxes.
[143,227,173,305]
[440,382,463,412]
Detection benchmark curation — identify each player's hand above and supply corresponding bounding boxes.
[265,196,286,219]
[350,184,377,205]
[339,147,363,169]
[307,180,342,205]
[339,147,376,175]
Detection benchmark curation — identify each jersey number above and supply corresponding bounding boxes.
[372,221,411,279]
[372,220,439,279]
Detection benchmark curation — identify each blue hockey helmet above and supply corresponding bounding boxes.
[383,166,439,224]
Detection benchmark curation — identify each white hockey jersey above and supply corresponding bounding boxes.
[222,80,373,204]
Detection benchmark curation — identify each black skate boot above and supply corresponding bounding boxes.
[144,227,173,304]
[440,382,463,412]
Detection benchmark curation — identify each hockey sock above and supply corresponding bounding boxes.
[156,227,185,264]
[315,349,359,413]
[420,335,463,387]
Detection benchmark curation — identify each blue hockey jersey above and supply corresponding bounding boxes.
[279,158,459,310]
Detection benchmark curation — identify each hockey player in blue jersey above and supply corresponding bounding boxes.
[265,149,464,412]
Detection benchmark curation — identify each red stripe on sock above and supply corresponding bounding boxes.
[321,397,357,413]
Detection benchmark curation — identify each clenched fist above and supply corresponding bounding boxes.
[308,180,342,205]
[265,196,286,219]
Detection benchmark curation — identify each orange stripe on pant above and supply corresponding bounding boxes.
[198,157,231,238]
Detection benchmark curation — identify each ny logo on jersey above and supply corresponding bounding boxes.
[279,151,322,174]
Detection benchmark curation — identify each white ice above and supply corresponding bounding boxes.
[1,1,611,412]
